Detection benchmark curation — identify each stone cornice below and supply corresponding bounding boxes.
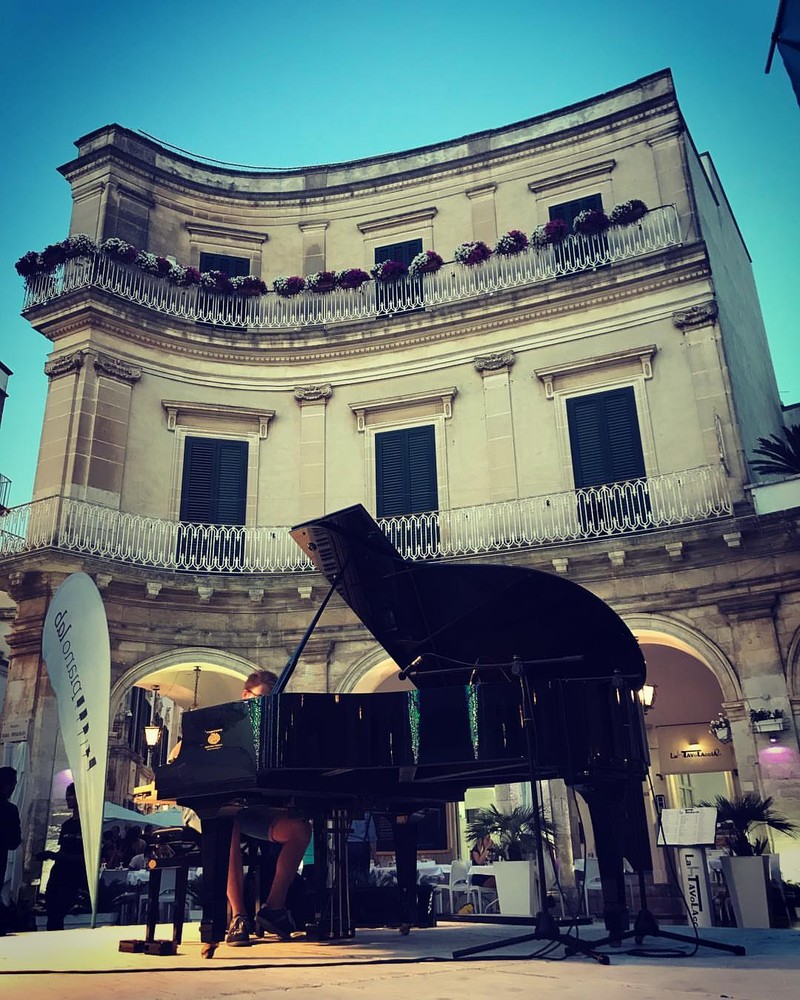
[527,159,616,195]
[356,207,437,236]
[534,344,657,398]
[162,399,275,438]
[44,350,84,379]
[350,387,457,431]
[185,222,268,246]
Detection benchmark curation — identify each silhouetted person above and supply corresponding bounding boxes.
[0,767,21,936]
[38,783,88,930]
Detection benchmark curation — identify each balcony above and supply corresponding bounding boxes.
[21,206,682,331]
[0,475,10,511]
[0,466,732,574]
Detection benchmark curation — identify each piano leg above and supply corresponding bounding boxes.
[577,781,631,943]
[307,808,355,940]
[195,807,236,958]
[392,815,419,934]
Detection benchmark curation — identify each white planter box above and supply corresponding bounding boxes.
[720,855,771,928]
[492,861,537,916]
[753,718,787,734]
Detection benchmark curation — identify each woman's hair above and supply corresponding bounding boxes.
[243,669,279,694]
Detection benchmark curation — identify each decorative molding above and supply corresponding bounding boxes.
[534,345,657,399]
[44,351,85,380]
[608,550,626,568]
[552,557,569,574]
[162,399,275,439]
[94,573,113,590]
[297,585,313,600]
[717,593,776,623]
[197,585,214,603]
[722,531,742,549]
[145,581,162,600]
[350,387,457,432]
[185,222,268,246]
[465,184,497,200]
[474,351,515,374]
[665,542,684,560]
[357,207,437,236]
[248,588,264,603]
[672,301,718,330]
[293,384,333,404]
[93,352,142,384]
[527,159,616,195]
[298,221,329,233]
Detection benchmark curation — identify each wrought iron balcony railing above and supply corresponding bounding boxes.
[0,475,10,510]
[21,206,682,331]
[0,466,732,574]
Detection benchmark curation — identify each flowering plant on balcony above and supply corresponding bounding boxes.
[230,275,268,297]
[306,270,338,293]
[201,270,233,294]
[101,238,140,265]
[273,275,306,297]
[454,241,492,266]
[63,234,97,259]
[572,208,610,236]
[530,219,569,248]
[494,230,529,256]
[609,199,649,226]
[137,252,173,278]
[408,250,443,276]
[168,265,203,287]
[40,242,68,270]
[336,267,371,290]
[14,251,43,278]
[372,259,408,282]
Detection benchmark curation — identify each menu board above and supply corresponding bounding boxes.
[656,807,717,846]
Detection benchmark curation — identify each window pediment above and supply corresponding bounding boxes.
[534,345,656,399]
[350,387,457,432]
[162,399,275,439]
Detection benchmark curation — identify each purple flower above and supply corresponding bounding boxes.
[572,209,610,236]
[454,241,493,266]
[15,251,43,278]
[41,242,67,270]
[609,199,649,226]
[408,250,444,276]
[336,267,371,290]
[231,275,267,297]
[494,230,529,255]
[273,275,306,297]
[372,259,408,282]
[306,270,338,293]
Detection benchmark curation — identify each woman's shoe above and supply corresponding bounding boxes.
[254,906,295,940]
[225,913,252,946]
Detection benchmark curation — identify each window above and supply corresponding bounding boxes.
[178,436,248,567]
[374,238,423,315]
[375,425,438,518]
[549,193,604,232]
[567,387,649,533]
[198,252,251,277]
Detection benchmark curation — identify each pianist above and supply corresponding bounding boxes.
[170,669,312,947]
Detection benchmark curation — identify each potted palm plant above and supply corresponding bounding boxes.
[466,805,557,916]
[699,793,798,927]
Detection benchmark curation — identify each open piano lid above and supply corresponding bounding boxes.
[291,504,645,687]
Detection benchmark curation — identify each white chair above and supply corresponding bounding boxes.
[432,860,479,914]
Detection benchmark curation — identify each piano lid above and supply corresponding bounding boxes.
[290,505,646,688]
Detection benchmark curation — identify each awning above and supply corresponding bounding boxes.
[103,801,184,828]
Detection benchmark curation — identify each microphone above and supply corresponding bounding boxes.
[398,655,424,681]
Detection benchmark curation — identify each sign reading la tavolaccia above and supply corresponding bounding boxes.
[656,723,735,775]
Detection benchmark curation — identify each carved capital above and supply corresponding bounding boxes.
[93,352,142,384]
[293,384,333,403]
[474,351,516,374]
[44,351,84,380]
[672,301,718,331]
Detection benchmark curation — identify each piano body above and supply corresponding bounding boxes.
[156,504,650,953]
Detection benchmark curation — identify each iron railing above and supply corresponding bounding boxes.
[21,206,682,330]
[0,466,732,573]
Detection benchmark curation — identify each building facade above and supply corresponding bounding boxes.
[2,70,799,902]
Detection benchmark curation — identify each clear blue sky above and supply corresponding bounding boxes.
[1,1,797,505]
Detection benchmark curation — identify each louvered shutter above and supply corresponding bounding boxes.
[198,252,251,277]
[374,239,423,267]
[549,193,603,231]
[180,437,248,525]
[376,425,438,518]
[567,387,645,488]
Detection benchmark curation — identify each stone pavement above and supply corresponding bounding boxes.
[0,921,798,1000]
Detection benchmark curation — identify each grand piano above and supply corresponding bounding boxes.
[156,504,651,955]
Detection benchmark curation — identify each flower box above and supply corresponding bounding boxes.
[454,241,492,267]
[336,268,371,290]
[753,718,788,734]
[494,230,529,256]
[306,270,337,294]
[372,259,408,283]
[609,199,649,226]
[572,208,610,236]
[273,275,306,297]
[408,250,443,276]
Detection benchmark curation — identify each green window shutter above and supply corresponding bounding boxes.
[549,193,603,231]
[374,239,423,267]
[567,387,645,489]
[180,437,248,525]
[198,252,251,277]
[376,425,438,518]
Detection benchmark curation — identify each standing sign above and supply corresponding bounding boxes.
[42,573,110,920]
[657,807,716,928]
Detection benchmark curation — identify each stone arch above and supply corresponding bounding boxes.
[338,645,401,693]
[622,612,742,704]
[109,646,259,718]
[786,625,800,700]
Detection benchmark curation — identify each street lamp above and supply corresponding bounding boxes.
[638,683,657,713]
[144,684,163,767]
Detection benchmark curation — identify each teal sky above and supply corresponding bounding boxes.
[1,0,797,505]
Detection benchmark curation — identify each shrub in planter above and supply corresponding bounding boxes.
[408,250,444,276]
[494,230,529,255]
[306,270,338,293]
[41,242,67,270]
[201,270,233,294]
[63,234,97,259]
[231,275,267,297]
[372,259,408,282]
[336,267,371,290]
[101,238,139,264]
[531,218,569,248]
[273,275,306,297]
[609,199,649,226]
[170,265,202,287]
[454,240,492,266]
[572,208,610,236]
[14,251,43,278]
